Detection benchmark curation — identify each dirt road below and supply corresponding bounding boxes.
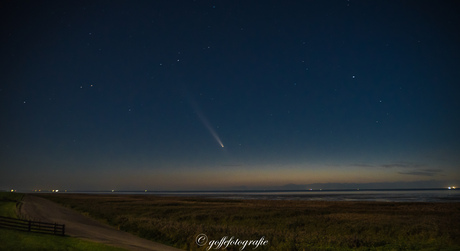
[19,195,183,251]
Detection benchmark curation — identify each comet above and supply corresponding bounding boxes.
[189,97,225,148]
[196,109,225,148]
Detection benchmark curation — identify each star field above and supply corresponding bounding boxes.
[1,1,459,191]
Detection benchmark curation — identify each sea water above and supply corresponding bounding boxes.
[212,189,460,202]
[91,188,460,202]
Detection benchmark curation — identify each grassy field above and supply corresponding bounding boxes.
[0,192,23,218]
[0,228,127,251]
[0,192,126,251]
[40,193,460,251]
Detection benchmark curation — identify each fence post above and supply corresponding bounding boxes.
[54,223,57,234]
[62,224,65,235]
[28,220,31,232]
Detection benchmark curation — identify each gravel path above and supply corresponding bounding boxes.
[19,194,183,251]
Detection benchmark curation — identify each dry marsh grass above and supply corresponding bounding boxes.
[40,194,460,250]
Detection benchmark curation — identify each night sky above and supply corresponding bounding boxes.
[1,1,459,191]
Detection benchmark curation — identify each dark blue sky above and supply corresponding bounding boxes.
[1,1,459,191]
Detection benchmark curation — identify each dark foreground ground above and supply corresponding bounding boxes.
[20,194,184,251]
[39,193,460,250]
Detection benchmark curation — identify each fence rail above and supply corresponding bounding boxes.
[0,216,65,235]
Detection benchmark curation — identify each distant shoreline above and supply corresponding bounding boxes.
[20,187,457,193]
[22,188,460,202]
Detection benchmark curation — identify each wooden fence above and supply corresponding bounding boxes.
[0,216,65,235]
